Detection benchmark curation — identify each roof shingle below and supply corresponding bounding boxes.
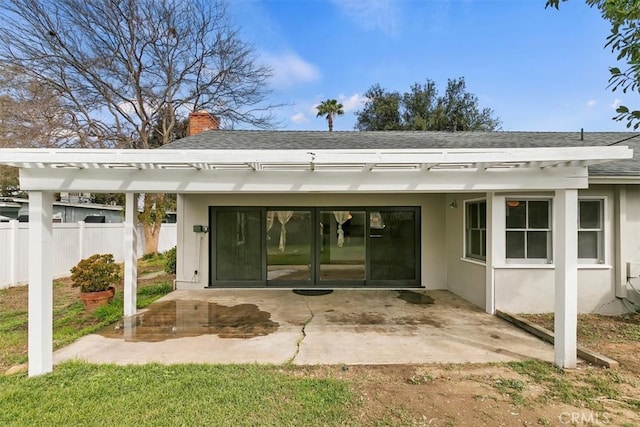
[163,131,640,176]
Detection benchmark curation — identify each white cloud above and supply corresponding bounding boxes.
[611,98,622,109]
[330,0,399,34]
[262,51,321,89]
[338,93,367,112]
[586,99,597,108]
[291,112,308,123]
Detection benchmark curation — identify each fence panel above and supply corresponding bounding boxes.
[82,224,126,261]
[0,222,177,288]
[52,224,81,278]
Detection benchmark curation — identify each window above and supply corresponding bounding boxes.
[505,199,552,262]
[578,199,604,263]
[465,200,486,260]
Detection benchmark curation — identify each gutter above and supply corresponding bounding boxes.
[589,176,640,185]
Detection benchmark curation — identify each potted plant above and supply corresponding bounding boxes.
[70,253,121,310]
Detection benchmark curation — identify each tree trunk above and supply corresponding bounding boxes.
[143,222,161,255]
[139,193,165,255]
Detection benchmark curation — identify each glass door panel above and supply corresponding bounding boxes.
[267,210,312,282]
[319,210,366,281]
[215,210,263,281]
[369,210,417,281]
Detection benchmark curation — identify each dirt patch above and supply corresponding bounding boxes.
[326,311,443,328]
[326,312,387,325]
[397,290,434,305]
[393,314,443,328]
[100,300,279,341]
[521,312,640,374]
[288,363,640,426]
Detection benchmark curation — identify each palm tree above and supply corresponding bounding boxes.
[316,99,344,131]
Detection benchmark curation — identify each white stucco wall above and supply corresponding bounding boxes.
[445,194,487,310]
[621,184,640,301]
[176,185,637,315]
[176,193,447,290]
[494,267,621,313]
[494,186,626,314]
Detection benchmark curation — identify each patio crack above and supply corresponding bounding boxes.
[288,299,314,364]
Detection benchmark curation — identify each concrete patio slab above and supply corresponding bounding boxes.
[54,289,554,366]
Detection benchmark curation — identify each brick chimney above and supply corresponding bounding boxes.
[187,111,219,136]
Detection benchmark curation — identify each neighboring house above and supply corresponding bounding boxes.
[0,122,638,375]
[0,197,177,223]
[0,197,123,223]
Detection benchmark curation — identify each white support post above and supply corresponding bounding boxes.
[554,189,578,369]
[485,193,496,314]
[123,193,138,317]
[78,220,85,261]
[9,219,18,286]
[28,191,54,376]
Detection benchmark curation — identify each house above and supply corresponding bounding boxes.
[0,197,123,223]
[0,121,638,376]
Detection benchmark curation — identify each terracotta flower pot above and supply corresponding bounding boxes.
[80,286,116,311]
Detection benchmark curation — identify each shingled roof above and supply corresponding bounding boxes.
[163,131,640,177]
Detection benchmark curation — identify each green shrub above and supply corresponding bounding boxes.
[70,254,121,293]
[164,247,177,274]
[141,252,157,261]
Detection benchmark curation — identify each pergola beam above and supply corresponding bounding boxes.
[16,166,592,193]
[0,146,632,170]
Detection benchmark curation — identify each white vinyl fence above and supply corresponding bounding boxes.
[0,221,176,289]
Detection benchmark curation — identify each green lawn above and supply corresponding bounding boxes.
[0,256,174,372]
[0,362,355,427]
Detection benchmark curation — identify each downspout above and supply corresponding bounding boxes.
[614,186,627,299]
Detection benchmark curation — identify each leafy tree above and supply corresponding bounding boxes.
[402,81,438,130]
[0,0,277,253]
[355,84,403,131]
[432,78,501,131]
[356,78,501,131]
[316,99,344,131]
[0,165,23,198]
[547,0,640,129]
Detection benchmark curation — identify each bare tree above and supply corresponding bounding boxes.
[0,65,74,197]
[0,65,74,149]
[0,0,277,252]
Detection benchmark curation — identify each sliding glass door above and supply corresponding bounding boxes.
[213,209,264,282]
[319,210,366,284]
[209,206,419,287]
[368,209,418,283]
[266,210,313,284]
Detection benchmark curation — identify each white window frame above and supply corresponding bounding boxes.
[578,198,605,265]
[505,198,553,264]
[464,199,487,262]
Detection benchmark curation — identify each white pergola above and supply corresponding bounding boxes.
[0,145,633,376]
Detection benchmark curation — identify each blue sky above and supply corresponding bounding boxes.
[228,0,637,132]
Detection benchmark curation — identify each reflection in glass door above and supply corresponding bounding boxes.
[214,209,263,281]
[267,210,312,282]
[369,209,417,281]
[319,210,366,282]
